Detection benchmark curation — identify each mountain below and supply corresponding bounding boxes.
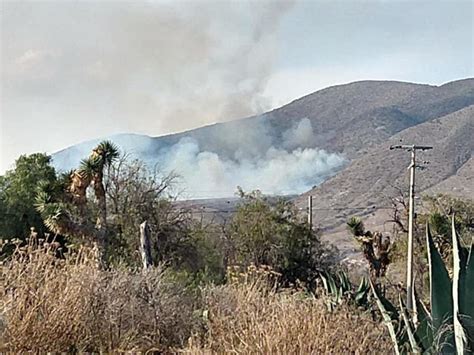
[296,104,474,227]
[53,78,474,167]
[52,78,474,205]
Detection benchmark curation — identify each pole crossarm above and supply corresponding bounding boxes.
[390,144,433,151]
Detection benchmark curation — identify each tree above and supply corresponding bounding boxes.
[36,141,119,264]
[104,156,180,265]
[0,153,59,239]
[104,157,225,281]
[228,189,335,286]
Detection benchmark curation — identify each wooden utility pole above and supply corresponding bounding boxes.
[390,144,432,315]
[308,195,313,230]
[140,221,153,271]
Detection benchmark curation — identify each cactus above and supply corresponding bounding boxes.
[372,216,474,354]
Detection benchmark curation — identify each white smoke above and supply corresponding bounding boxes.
[157,119,346,198]
[52,118,346,199]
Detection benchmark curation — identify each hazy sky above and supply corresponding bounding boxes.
[1,0,473,173]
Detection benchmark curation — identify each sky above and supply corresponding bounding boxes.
[1,0,473,174]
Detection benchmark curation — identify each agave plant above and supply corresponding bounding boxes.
[372,216,474,354]
[320,271,371,311]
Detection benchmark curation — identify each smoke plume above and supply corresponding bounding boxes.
[157,118,345,198]
[53,118,346,199]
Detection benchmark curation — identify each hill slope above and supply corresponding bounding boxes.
[295,105,473,259]
[297,103,473,222]
[52,78,474,201]
[54,78,474,165]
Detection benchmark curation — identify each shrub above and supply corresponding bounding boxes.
[0,240,393,353]
[184,266,391,353]
[228,189,337,287]
[0,239,199,352]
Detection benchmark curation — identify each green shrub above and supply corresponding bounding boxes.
[228,189,336,287]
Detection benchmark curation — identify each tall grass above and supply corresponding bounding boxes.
[0,239,199,352]
[0,240,391,353]
[185,266,391,353]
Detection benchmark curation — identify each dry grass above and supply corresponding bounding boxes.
[184,266,392,354]
[0,239,198,352]
[0,243,391,353]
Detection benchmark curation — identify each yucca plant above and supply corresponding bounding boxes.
[372,216,474,354]
[35,141,120,263]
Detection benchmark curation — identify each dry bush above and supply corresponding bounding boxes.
[184,266,391,354]
[0,239,199,352]
[0,242,391,353]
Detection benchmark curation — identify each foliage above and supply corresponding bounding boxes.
[372,218,474,354]
[0,147,224,279]
[389,194,473,294]
[0,153,60,239]
[389,194,473,260]
[0,243,392,353]
[347,216,366,237]
[319,270,371,311]
[104,158,226,281]
[421,194,474,260]
[229,189,336,287]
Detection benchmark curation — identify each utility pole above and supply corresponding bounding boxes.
[140,220,153,271]
[308,195,313,230]
[390,144,432,315]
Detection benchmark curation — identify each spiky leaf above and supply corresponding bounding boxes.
[426,223,456,353]
[456,217,474,352]
[427,223,453,331]
[347,217,365,237]
[452,215,468,354]
[79,157,101,176]
[355,277,370,305]
[96,140,120,166]
[399,294,422,353]
[414,293,434,351]
[370,279,401,355]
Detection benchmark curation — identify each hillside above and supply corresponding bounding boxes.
[53,78,474,169]
[296,104,474,222]
[295,105,473,259]
[52,78,473,215]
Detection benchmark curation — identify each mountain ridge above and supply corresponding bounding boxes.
[52,78,474,205]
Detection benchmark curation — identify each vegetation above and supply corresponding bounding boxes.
[0,239,199,352]
[0,240,390,352]
[372,219,474,354]
[319,270,371,311]
[0,153,59,239]
[229,188,335,287]
[347,216,392,280]
[1,144,473,352]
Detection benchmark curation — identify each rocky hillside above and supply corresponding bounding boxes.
[53,78,474,169]
[296,104,474,230]
[264,78,474,157]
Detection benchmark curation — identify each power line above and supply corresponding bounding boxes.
[183,205,394,214]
